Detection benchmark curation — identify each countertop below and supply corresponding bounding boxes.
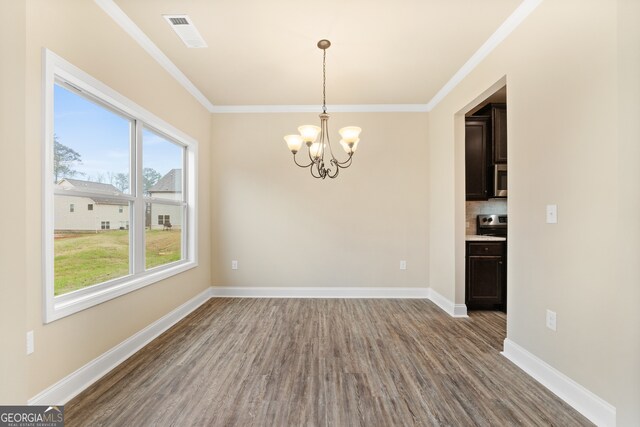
[465,235,507,242]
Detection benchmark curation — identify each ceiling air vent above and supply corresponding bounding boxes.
[162,14,207,48]
[168,17,189,25]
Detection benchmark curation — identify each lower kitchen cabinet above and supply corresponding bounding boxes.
[466,241,506,311]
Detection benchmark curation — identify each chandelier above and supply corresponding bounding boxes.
[284,39,361,179]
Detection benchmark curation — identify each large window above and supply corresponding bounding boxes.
[44,50,197,323]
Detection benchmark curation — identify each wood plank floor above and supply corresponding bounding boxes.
[66,299,592,426]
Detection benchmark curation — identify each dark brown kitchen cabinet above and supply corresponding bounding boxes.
[475,103,507,164]
[465,116,490,200]
[491,105,507,163]
[466,241,506,311]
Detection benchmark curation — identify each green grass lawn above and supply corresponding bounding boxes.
[54,229,181,296]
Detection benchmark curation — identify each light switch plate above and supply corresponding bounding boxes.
[546,204,558,224]
[399,260,407,270]
[231,260,238,270]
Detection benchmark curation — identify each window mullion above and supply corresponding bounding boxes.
[133,120,145,274]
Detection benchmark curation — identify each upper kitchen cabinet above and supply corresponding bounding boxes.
[477,103,507,164]
[465,116,490,200]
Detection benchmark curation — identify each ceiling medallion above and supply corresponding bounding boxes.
[284,40,361,179]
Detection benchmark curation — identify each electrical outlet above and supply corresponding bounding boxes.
[231,260,238,270]
[26,331,34,355]
[400,260,407,270]
[546,204,558,224]
[546,309,557,331]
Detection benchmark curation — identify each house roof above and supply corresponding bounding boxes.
[57,178,127,205]
[149,169,182,193]
[62,179,123,195]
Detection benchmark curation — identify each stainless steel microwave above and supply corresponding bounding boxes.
[494,164,507,197]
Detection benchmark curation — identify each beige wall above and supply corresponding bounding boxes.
[210,113,428,288]
[428,0,639,424]
[614,0,640,422]
[0,0,28,404]
[17,0,212,399]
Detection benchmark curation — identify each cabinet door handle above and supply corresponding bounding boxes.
[484,247,489,251]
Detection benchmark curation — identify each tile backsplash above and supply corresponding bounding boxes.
[466,199,507,235]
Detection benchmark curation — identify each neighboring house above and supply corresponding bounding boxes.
[148,169,182,230]
[54,179,130,232]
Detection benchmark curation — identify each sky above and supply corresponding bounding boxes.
[54,84,183,190]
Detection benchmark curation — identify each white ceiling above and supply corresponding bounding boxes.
[110,0,523,107]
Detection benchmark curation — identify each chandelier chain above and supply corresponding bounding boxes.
[322,48,327,113]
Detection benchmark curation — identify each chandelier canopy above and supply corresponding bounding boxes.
[284,40,361,179]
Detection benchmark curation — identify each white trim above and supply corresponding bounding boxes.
[94,0,541,113]
[29,288,212,406]
[453,303,468,317]
[210,104,429,114]
[93,0,214,112]
[209,287,470,318]
[210,286,430,299]
[501,338,616,427]
[425,0,543,111]
[43,49,199,323]
[427,288,469,318]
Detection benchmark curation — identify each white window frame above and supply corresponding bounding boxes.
[43,49,198,323]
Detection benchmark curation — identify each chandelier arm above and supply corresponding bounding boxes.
[307,145,316,164]
[292,153,313,168]
[319,160,329,179]
[327,160,340,179]
[310,161,322,179]
[324,120,336,159]
[324,126,353,166]
[333,152,354,167]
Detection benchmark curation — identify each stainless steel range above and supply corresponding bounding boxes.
[476,214,507,238]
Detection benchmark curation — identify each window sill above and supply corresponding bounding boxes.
[44,260,198,323]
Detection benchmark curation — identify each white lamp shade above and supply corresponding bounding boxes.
[284,134,303,153]
[298,125,321,143]
[309,142,323,159]
[338,126,362,144]
[340,139,359,154]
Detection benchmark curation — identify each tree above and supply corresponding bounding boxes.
[53,135,82,182]
[113,173,129,192]
[143,168,162,195]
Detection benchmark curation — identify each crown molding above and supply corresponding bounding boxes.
[210,104,429,113]
[95,0,542,114]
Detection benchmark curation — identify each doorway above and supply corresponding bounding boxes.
[462,84,508,344]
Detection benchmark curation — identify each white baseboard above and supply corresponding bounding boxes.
[28,287,212,406]
[427,288,468,317]
[210,286,468,317]
[501,338,616,427]
[210,286,430,299]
